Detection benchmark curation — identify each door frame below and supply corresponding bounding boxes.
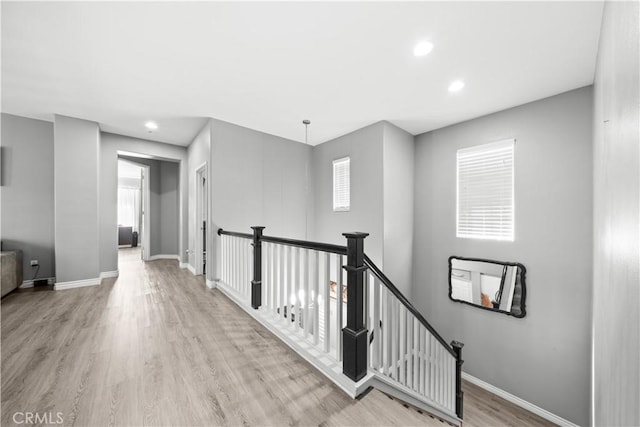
[195,162,208,276]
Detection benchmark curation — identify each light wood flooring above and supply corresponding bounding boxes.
[2,248,554,426]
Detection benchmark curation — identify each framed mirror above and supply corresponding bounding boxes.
[448,256,526,318]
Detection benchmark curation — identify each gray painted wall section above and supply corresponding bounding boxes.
[413,87,593,426]
[99,133,187,273]
[209,118,313,279]
[159,161,179,255]
[592,1,640,425]
[0,114,55,280]
[54,115,100,283]
[312,122,385,266]
[382,122,415,295]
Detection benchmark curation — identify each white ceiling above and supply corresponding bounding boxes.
[2,1,603,146]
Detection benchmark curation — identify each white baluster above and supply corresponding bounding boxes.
[227,237,232,288]
[382,288,389,376]
[278,245,282,315]
[438,343,443,405]
[323,252,330,353]
[238,237,242,293]
[372,276,381,371]
[294,247,301,331]
[221,236,225,284]
[237,237,242,293]
[242,239,246,296]
[304,249,310,337]
[228,236,232,286]
[335,253,343,361]
[248,239,253,298]
[399,304,406,385]
[406,310,413,390]
[231,237,236,290]
[413,318,419,392]
[286,245,292,324]
[429,334,434,400]
[313,250,319,346]
[419,325,425,395]
[447,354,453,410]
[391,298,398,381]
[263,243,269,310]
[242,238,246,296]
[271,244,276,314]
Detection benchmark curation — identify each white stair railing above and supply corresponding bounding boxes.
[260,238,347,362]
[219,232,253,302]
[366,268,457,413]
[216,227,463,423]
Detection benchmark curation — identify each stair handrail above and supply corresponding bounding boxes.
[217,228,253,239]
[363,254,456,358]
[218,228,348,255]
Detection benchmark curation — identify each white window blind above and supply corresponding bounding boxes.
[333,157,350,212]
[457,139,515,241]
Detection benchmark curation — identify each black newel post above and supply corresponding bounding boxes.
[451,340,465,419]
[250,226,265,309]
[342,232,369,382]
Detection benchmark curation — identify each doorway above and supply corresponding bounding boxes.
[117,158,150,261]
[195,163,208,276]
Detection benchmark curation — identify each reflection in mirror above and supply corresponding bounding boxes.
[448,256,526,318]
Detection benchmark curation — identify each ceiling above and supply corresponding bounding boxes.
[1,2,603,146]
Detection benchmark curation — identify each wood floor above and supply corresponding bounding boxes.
[2,248,554,426]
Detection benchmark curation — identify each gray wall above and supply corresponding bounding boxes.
[54,115,100,283]
[312,122,385,266]
[100,133,187,273]
[0,114,55,281]
[159,161,179,255]
[209,118,313,279]
[592,1,640,425]
[413,87,593,426]
[382,122,415,295]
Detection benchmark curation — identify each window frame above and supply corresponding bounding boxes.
[456,139,515,241]
[332,156,351,212]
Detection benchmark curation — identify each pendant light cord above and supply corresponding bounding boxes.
[303,120,310,240]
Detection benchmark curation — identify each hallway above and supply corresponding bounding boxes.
[1,249,552,426]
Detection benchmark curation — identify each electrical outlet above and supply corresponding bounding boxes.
[30,260,39,267]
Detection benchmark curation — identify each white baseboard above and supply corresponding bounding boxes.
[205,279,216,289]
[54,277,101,291]
[179,262,189,269]
[185,264,196,275]
[99,270,119,279]
[20,277,55,288]
[148,254,180,261]
[462,372,578,427]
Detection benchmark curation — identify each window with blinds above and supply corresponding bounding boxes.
[457,139,515,241]
[333,157,350,212]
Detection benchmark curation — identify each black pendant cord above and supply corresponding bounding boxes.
[303,119,311,241]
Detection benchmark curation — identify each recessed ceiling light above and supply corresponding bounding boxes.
[448,80,465,93]
[413,41,434,57]
[145,121,158,131]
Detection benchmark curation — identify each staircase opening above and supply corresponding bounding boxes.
[215,226,464,426]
